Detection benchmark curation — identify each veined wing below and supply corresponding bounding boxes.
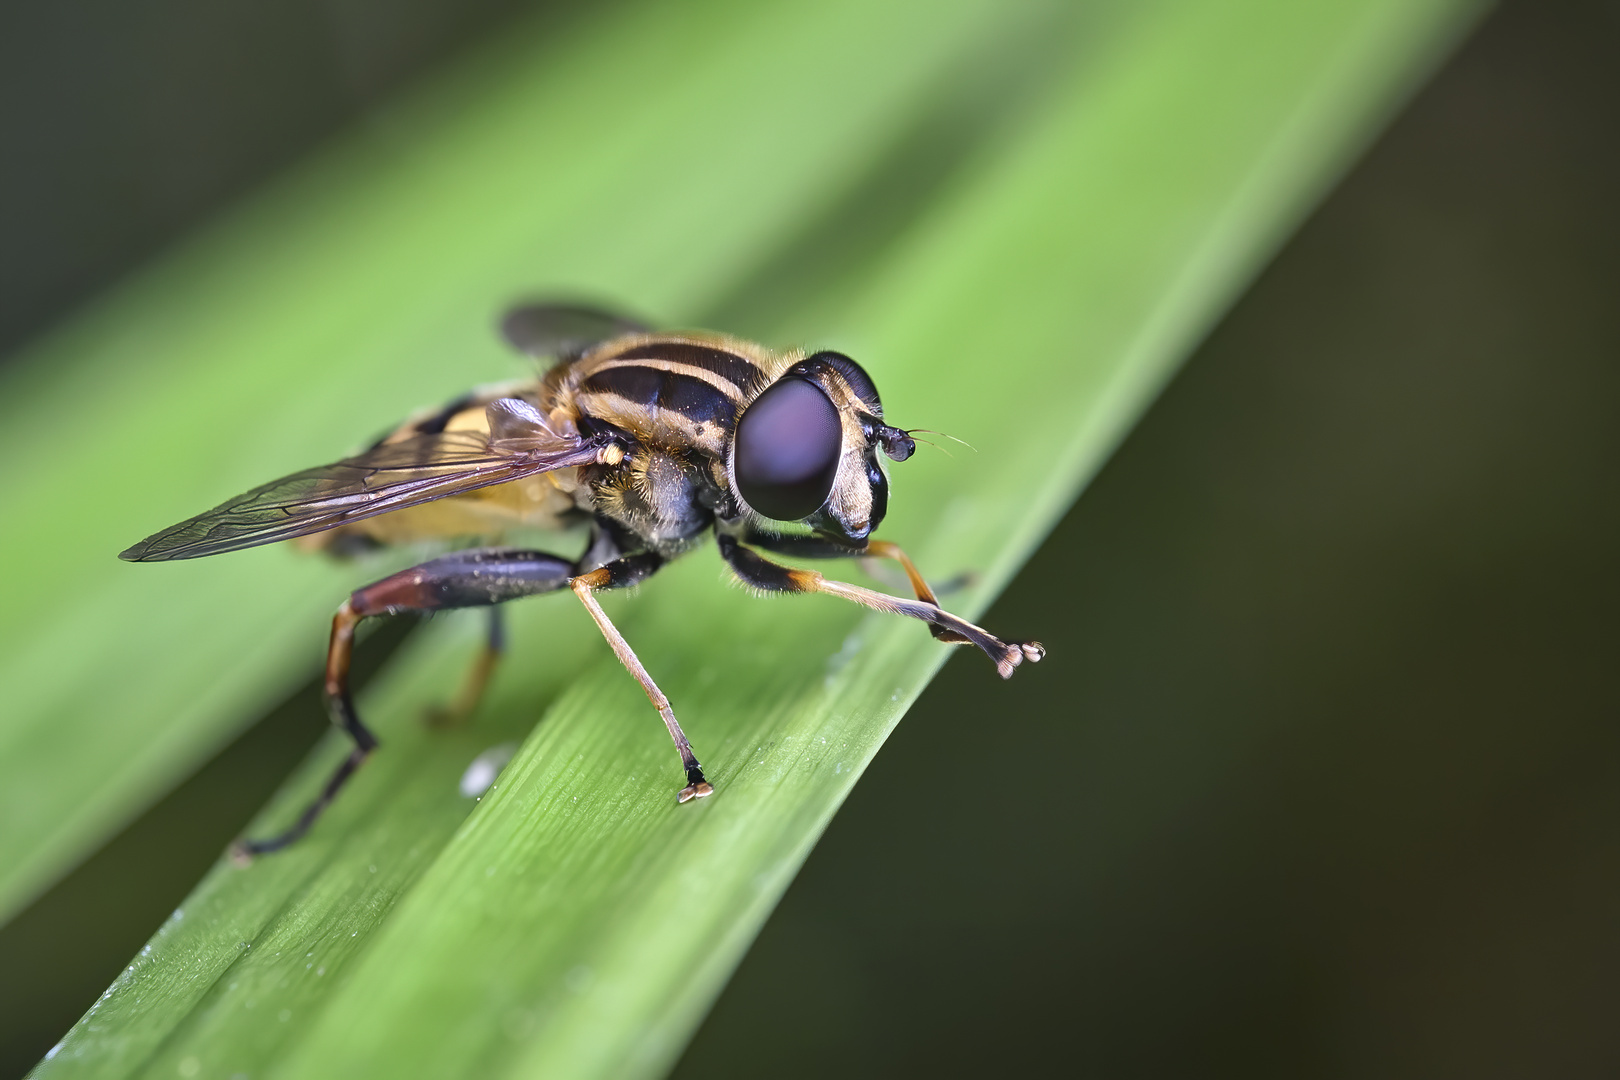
[121,400,608,562]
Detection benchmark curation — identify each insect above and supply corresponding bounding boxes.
[121,304,1043,855]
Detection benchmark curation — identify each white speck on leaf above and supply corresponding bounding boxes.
[460,742,518,798]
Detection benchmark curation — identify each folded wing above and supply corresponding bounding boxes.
[121,400,605,562]
[499,301,648,362]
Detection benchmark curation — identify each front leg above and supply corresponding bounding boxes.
[717,534,1043,679]
[739,528,969,642]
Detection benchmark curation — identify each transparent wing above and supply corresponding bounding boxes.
[121,403,604,562]
[499,301,648,361]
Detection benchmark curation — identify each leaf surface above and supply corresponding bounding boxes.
[9,0,1476,1076]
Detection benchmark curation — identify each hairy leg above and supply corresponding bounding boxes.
[717,534,1043,679]
[738,529,978,643]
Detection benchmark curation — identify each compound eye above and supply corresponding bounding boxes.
[734,378,843,521]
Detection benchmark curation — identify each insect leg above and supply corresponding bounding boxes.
[862,539,973,645]
[568,555,713,805]
[740,530,969,642]
[427,606,507,728]
[716,535,1043,679]
[235,547,575,857]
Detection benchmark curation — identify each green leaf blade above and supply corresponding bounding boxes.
[0,0,1023,923]
[16,0,1478,1076]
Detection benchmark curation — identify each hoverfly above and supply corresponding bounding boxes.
[122,304,1043,855]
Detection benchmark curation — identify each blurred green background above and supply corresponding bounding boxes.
[2,0,1616,1077]
[675,3,1620,1075]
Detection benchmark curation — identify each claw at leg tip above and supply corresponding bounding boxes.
[229,841,256,867]
[677,782,715,804]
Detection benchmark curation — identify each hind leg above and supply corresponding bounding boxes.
[235,547,575,857]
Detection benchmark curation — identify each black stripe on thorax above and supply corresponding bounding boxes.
[608,342,765,396]
[581,366,738,427]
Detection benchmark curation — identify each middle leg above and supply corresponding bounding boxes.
[568,553,714,804]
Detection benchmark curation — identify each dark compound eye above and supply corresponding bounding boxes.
[734,377,843,521]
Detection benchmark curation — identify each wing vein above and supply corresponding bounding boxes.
[121,422,603,562]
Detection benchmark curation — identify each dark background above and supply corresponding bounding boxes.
[0,0,555,360]
[4,1,1618,1077]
